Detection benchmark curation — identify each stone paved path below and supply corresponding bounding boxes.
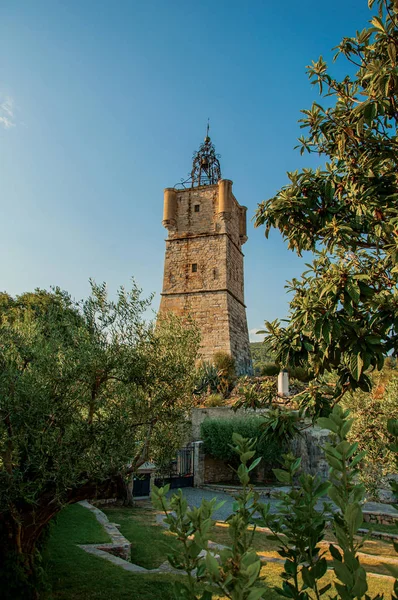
[166,487,398,522]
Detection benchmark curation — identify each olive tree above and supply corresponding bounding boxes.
[0,282,199,597]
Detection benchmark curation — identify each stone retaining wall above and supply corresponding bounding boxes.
[204,455,234,484]
[363,510,397,525]
[79,500,131,561]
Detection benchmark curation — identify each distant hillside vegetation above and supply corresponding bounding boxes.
[250,342,277,375]
[250,342,314,382]
[250,341,275,364]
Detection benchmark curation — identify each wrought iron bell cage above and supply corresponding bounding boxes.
[175,125,222,189]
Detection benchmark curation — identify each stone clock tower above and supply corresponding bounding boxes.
[159,130,252,375]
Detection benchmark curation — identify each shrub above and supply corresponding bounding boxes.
[193,361,220,395]
[261,362,279,376]
[260,407,303,445]
[212,351,236,397]
[289,365,313,382]
[253,361,265,376]
[343,373,398,499]
[200,417,282,478]
[213,351,236,379]
[203,393,225,407]
[232,377,276,411]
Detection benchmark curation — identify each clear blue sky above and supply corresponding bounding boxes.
[1,0,372,340]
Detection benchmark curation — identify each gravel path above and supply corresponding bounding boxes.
[167,487,398,522]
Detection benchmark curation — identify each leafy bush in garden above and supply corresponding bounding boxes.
[232,377,276,411]
[213,351,236,396]
[194,354,237,399]
[213,351,236,380]
[203,393,225,407]
[261,362,280,376]
[289,365,314,382]
[260,407,304,445]
[200,417,282,476]
[253,361,266,376]
[343,372,398,499]
[194,362,221,396]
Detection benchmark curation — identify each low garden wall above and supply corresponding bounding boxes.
[204,455,233,484]
[191,407,330,485]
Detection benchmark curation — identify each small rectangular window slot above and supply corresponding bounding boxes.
[194,204,200,212]
[192,263,198,273]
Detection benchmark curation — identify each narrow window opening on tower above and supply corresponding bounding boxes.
[194,204,200,212]
[192,263,198,273]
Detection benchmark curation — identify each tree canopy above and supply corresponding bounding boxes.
[255,0,398,414]
[0,281,199,597]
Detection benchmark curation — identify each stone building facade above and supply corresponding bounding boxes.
[159,134,252,374]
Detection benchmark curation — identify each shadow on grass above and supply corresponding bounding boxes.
[43,503,394,600]
[43,504,182,600]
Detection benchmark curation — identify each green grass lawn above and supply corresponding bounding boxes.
[43,501,395,599]
[211,520,398,579]
[102,505,181,569]
[43,504,182,600]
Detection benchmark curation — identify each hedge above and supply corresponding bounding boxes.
[200,417,282,468]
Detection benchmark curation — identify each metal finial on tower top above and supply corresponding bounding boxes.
[205,118,210,142]
[175,124,222,189]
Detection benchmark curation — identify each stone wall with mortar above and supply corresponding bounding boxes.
[174,187,217,238]
[203,454,272,485]
[160,292,231,361]
[227,293,252,374]
[226,239,245,302]
[159,181,252,374]
[161,235,228,295]
[204,455,234,484]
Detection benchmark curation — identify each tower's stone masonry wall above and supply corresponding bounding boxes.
[173,187,217,237]
[160,179,253,374]
[159,291,231,362]
[227,294,252,374]
[222,196,243,247]
[162,235,228,294]
[226,239,244,304]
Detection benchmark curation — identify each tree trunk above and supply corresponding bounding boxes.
[0,474,126,598]
[123,474,135,506]
[0,512,52,600]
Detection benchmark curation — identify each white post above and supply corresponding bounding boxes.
[193,441,204,487]
[278,369,290,397]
